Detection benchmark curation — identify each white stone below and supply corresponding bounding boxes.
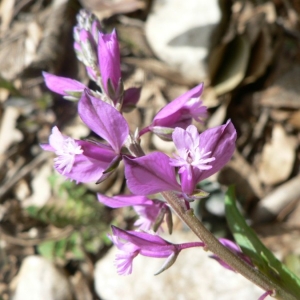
[145,0,221,81]
[22,163,52,207]
[11,256,73,300]
[94,230,270,300]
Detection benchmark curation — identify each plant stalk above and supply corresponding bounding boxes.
[161,191,298,300]
[128,142,297,300]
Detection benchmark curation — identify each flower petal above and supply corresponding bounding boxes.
[43,72,86,96]
[111,226,170,249]
[62,140,117,183]
[124,152,181,195]
[97,194,153,208]
[152,83,205,128]
[98,29,121,95]
[122,87,141,111]
[78,91,129,152]
[195,120,236,182]
[114,251,136,275]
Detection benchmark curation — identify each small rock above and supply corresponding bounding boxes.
[11,256,73,300]
[0,106,23,155]
[145,0,222,81]
[94,230,269,300]
[23,163,52,207]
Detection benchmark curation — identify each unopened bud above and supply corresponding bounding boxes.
[150,126,175,141]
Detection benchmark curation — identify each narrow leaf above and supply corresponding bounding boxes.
[225,186,300,297]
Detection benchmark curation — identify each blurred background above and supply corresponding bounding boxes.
[1,0,300,299]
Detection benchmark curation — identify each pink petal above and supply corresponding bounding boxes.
[180,167,197,195]
[123,87,141,110]
[40,143,55,151]
[152,83,204,128]
[114,251,136,275]
[97,194,152,208]
[112,226,169,249]
[195,120,236,182]
[43,72,86,96]
[48,126,65,150]
[124,152,181,195]
[98,29,121,95]
[56,140,117,183]
[78,91,129,152]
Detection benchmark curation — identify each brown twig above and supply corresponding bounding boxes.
[0,151,51,200]
[0,225,73,247]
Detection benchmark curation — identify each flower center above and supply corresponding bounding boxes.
[54,138,83,174]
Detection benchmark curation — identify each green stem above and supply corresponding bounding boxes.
[161,191,297,300]
[127,142,297,300]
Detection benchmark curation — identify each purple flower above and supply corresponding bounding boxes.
[170,125,215,176]
[210,238,253,272]
[41,126,119,183]
[109,226,204,275]
[124,121,236,198]
[170,121,236,195]
[41,90,129,183]
[98,29,122,103]
[139,83,207,140]
[42,72,86,101]
[97,194,172,232]
[43,10,141,110]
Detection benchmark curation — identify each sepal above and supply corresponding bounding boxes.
[150,126,175,141]
[154,251,179,276]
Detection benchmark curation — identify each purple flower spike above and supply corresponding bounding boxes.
[98,194,171,231]
[41,126,120,183]
[78,91,129,153]
[109,226,204,275]
[73,9,101,81]
[98,30,122,102]
[170,121,236,195]
[42,72,86,101]
[124,152,181,195]
[140,83,207,140]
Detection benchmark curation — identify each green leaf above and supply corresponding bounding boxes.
[225,186,300,298]
[38,240,56,260]
[0,77,21,95]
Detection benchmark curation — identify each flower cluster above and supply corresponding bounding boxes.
[41,8,256,287]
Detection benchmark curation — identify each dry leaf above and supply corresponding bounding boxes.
[288,110,300,130]
[24,21,43,67]
[218,150,264,202]
[211,35,250,95]
[252,175,300,224]
[243,25,273,84]
[0,0,15,34]
[80,0,146,21]
[257,66,300,109]
[258,124,296,186]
